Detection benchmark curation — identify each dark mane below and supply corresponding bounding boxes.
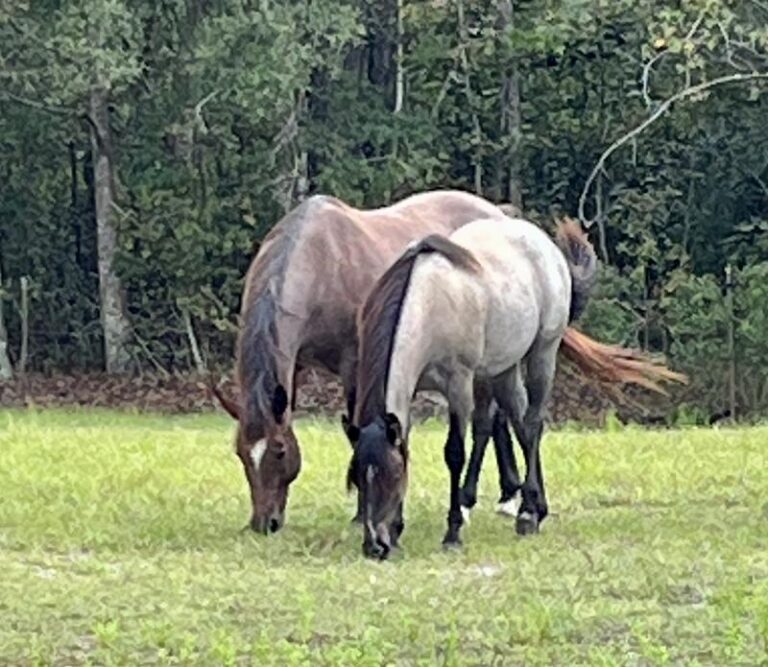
[355,234,481,426]
[238,196,342,432]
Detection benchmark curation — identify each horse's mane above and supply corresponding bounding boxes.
[238,196,343,431]
[355,234,481,426]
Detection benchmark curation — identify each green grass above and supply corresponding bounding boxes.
[1,409,768,666]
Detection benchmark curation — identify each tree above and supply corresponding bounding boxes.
[1,1,141,372]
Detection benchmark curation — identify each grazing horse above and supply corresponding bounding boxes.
[212,191,521,532]
[212,190,682,534]
[346,216,597,558]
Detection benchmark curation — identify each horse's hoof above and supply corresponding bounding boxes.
[515,511,539,536]
[441,538,463,551]
[496,492,521,518]
[363,540,390,560]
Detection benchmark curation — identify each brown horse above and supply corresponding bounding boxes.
[213,190,682,533]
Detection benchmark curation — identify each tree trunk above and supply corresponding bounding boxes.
[0,262,13,380]
[90,85,131,373]
[498,0,523,209]
[394,0,404,113]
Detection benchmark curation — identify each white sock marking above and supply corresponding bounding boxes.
[496,491,522,517]
[461,506,471,525]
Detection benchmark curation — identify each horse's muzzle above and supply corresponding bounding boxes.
[250,513,284,535]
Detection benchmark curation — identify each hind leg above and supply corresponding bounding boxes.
[517,340,558,534]
[496,345,556,535]
[491,402,523,517]
[459,383,494,515]
[491,366,527,518]
[461,383,523,519]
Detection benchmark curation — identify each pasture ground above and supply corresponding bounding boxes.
[1,410,767,666]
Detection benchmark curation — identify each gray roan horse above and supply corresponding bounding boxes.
[345,216,596,558]
[212,191,682,534]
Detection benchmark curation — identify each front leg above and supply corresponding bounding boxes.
[443,411,468,547]
[339,351,364,524]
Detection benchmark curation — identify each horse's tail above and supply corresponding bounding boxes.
[554,217,598,323]
[355,234,480,424]
[559,328,687,394]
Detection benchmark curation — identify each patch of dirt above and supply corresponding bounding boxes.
[0,364,673,426]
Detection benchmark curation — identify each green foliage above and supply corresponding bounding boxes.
[661,262,768,416]
[2,412,768,664]
[0,1,766,416]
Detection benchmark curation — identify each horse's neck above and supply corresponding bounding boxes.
[384,294,433,433]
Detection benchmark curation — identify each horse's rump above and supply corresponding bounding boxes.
[356,234,483,425]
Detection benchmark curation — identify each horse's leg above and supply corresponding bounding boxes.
[509,340,557,535]
[291,364,303,411]
[459,383,494,517]
[339,350,364,524]
[492,365,526,517]
[390,501,405,549]
[443,372,473,548]
[491,405,524,517]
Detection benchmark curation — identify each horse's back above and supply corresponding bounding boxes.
[445,217,571,375]
[242,191,512,376]
[453,217,571,330]
[271,191,509,318]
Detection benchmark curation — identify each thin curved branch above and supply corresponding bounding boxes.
[641,49,669,108]
[194,90,219,116]
[0,91,75,116]
[578,71,768,227]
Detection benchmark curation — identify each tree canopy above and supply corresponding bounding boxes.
[1,0,767,416]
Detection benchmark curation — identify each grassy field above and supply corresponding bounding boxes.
[1,410,767,666]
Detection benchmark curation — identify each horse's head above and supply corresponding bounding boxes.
[346,413,407,559]
[214,382,301,534]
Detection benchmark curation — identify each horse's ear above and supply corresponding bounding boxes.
[208,380,240,420]
[272,384,288,422]
[383,413,403,446]
[342,414,360,444]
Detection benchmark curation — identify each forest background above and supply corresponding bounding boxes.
[1,0,767,421]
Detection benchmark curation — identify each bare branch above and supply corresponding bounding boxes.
[270,93,304,163]
[642,13,706,108]
[0,91,75,116]
[194,90,219,116]
[685,12,705,41]
[578,71,768,227]
[641,49,669,108]
[430,57,459,118]
[181,308,207,374]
